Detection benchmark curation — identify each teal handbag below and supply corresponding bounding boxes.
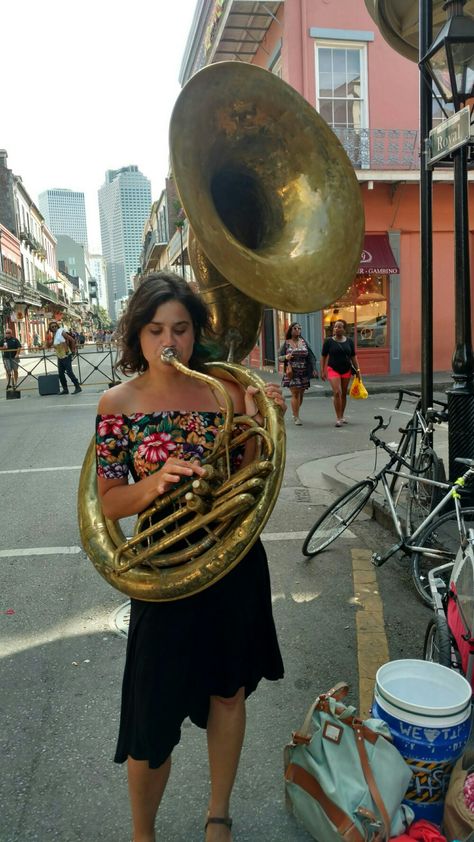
[284,682,413,842]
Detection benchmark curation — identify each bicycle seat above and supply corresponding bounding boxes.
[454,457,474,468]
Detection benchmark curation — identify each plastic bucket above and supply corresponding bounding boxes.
[372,659,472,825]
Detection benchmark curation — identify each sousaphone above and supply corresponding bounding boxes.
[78,62,364,602]
[365,0,474,62]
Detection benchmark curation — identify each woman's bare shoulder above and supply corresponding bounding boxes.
[214,375,246,413]
[97,381,137,415]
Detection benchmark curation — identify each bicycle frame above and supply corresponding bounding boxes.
[366,417,474,567]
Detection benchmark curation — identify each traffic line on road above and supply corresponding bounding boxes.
[263,531,312,541]
[351,548,389,718]
[0,546,82,558]
[0,529,335,559]
[0,466,82,474]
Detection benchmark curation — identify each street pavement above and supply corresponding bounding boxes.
[0,371,441,842]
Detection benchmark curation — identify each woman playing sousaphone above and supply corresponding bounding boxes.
[96,272,286,842]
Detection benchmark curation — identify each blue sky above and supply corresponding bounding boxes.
[3,0,198,251]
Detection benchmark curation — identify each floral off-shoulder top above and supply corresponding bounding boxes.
[96,411,244,481]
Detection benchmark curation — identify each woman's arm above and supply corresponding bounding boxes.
[278,342,292,363]
[351,354,360,375]
[96,389,206,520]
[320,355,328,381]
[98,459,206,520]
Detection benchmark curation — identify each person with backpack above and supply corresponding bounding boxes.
[46,320,82,394]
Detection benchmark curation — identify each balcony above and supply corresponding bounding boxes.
[141,229,168,272]
[36,280,59,303]
[0,270,21,295]
[19,229,38,251]
[332,127,420,171]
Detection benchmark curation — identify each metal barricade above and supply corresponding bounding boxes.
[2,346,121,394]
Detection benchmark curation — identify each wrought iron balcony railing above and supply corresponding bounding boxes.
[36,280,59,302]
[332,127,420,171]
[0,270,21,295]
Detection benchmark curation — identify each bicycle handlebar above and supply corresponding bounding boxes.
[370,415,391,436]
[394,388,448,413]
[395,389,420,409]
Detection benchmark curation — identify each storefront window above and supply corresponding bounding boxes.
[323,274,388,349]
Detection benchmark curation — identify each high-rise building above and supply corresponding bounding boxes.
[88,253,108,311]
[98,166,151,317]
[38,188,89,249]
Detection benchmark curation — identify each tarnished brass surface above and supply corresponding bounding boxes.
[170,62,364,315]
[188,230,263,362]
[365,0,474,62]
[78,360,285,602]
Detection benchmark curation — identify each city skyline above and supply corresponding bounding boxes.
[2,0,198,252]
[38,189,89,249]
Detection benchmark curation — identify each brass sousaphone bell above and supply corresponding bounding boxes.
[365,0,474,62]
[78,62,364,602]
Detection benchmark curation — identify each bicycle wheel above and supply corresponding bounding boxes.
[406,446,443,532]
[303,480,375,557]
[423,615,452,667]
[411,507,474,606]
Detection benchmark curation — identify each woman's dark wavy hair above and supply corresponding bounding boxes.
[115,271,217,375]
[285,321,302,340]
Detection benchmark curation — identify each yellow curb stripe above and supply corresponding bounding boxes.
[352,548,389,718]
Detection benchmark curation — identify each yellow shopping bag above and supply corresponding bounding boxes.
[349,375,368,399]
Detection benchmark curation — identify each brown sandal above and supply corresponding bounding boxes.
[205,817,233,831]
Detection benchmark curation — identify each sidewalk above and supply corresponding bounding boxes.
[255,366,453,395]
[296,408,450,533]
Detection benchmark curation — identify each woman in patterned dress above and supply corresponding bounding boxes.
[278,322,317,425]
[95,272,286,842]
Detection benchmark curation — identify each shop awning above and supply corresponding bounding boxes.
[357,235,399,275]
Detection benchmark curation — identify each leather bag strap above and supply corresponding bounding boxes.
[353,724,391,841]
[297,683,350,740]
[285,763,364,842]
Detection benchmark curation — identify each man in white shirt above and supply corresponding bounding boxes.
[46,321,82,394]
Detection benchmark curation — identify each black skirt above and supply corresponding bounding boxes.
[114,538,284,768]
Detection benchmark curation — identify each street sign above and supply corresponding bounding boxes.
[428,106,473,165]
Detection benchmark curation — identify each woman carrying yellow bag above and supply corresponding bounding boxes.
[349,373,369,400]
[320,320,361,427]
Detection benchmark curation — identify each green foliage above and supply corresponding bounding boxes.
[94,305,113,329]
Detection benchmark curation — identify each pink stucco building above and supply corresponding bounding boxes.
[180,0,473,374]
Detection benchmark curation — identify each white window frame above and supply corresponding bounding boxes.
[314,40,369,131]
[271,54,282,78]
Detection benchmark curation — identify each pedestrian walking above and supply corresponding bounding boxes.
[95,329,105,352]
[2,328,21,389]
[278,322,317,425]
[320,319,360,427]
[46,320,82,394]
[95,271,285,842]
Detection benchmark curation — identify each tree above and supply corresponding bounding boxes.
[94,305,113,330]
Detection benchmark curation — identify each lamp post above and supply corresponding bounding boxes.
[420,0,474,481]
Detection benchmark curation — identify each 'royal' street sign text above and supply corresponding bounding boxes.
[428,106,473,165]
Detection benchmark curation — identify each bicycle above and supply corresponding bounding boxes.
[389,389,448,531]
[302,415,474,605]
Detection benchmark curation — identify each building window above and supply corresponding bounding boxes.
[315,41,369,167]
[323,275,388,350]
